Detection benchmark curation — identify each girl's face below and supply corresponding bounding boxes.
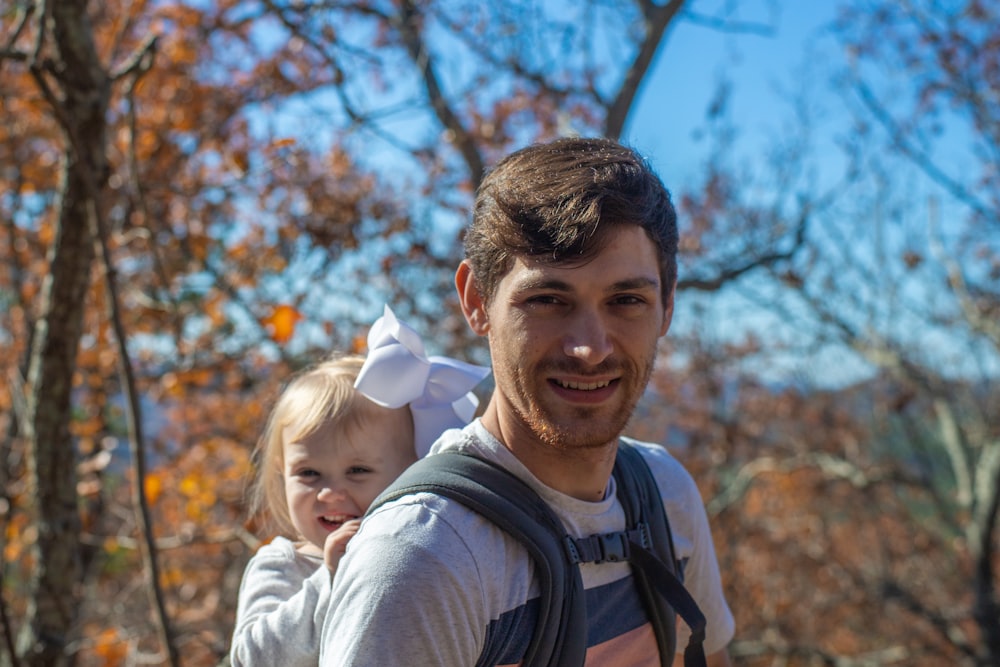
[282,404,415,555]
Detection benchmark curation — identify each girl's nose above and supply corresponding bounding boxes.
[316,485,345,502]
[563,309,613,365]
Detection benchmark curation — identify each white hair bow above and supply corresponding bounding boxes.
[354,305,491,457]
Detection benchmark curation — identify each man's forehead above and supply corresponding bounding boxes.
[508,264,660,292]
[506,243,661,292]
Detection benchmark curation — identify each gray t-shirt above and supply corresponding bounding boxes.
[319,420,734,666]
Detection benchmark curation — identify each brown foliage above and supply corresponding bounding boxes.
[3,2,745,661]
[6,0,995,666]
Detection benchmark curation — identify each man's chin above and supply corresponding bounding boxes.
[552,402,632,443]
[530,417,622,452]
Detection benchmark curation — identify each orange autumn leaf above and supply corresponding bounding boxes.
[270,136,296,150]
[144,474,163,505]
[93,627,128,664]
[262,304,302,344]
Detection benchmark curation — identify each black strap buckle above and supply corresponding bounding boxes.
[564,523,650,565]
[597,532,629,562]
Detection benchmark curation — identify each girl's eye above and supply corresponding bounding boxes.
[295,468,319,478]
[347,466,372,475]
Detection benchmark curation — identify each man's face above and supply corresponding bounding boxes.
[460,225,672,452]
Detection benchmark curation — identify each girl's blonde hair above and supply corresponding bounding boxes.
[247,355,400,538]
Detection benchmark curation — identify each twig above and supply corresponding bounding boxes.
[90,40,182,667]
[111,33,157,81]
[606,0,686,140]
[678,208,809,292]
[93,192,182,667]
[396,0,485,185]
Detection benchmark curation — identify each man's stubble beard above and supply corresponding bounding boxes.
[512,354,656,452]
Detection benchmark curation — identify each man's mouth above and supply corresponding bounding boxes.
[553,378,613,391]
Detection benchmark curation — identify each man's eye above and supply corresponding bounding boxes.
[525,295,562,306]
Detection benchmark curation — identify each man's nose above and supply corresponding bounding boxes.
[562,308,613,365]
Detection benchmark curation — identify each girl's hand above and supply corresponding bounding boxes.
[324,519,362,572]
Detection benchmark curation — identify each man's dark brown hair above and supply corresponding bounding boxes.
[464,136,679,304]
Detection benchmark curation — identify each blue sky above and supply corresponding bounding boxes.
[232,1,996,386]
[623,2,998,387]
[624,3,865,385]
[628,2,841,186]
[249,2,863,383]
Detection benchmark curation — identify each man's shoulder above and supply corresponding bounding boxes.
[428,420,493,456]
[619,437,701,501]
[621,437,690,474]
[362,429,542,569]
[365,485,512,548]
[351,485,526,602]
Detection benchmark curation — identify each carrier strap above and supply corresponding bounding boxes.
[370,451,587,667]
[613,443,708,667]
[367,442,709,667]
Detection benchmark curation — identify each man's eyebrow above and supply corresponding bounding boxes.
[515,277,573,292]
[609,276,660,292]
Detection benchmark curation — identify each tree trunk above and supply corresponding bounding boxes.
[18,1,110,664]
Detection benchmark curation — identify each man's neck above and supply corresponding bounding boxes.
[480,404,618,502]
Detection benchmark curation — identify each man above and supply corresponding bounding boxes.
[320,137,735,666]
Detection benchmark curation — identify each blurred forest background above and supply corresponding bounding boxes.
[1,0,998,665]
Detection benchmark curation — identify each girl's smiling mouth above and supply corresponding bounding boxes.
[319,514,357,530]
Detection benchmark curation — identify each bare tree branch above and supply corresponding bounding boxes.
[605,0,686,140]
[681,9,776,37]
[706,450,904,517]
[855,81,997,225]
[0,0,34,56]
[927,198,1000,348]
[91,40,182,666]
[881,578,977,660]
[731,639,912,666]
[678,208,808,292]
[396,0,485,186]
[110,33,157,82]
[257,0,425,156]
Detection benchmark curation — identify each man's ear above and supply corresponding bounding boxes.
[456,260,489,335]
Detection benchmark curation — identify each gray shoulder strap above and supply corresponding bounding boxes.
[367,451,587,667]
[613,442,707,667]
